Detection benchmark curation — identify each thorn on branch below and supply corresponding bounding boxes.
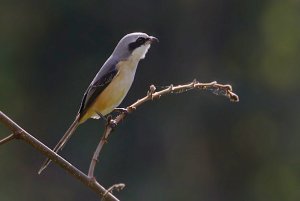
[193,79,198,87]
[127,106,136,113]
[147,84,156,99]
[169,84,174,93]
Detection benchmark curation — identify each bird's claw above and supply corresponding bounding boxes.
[108,119,117,128]
[114,107,128,114]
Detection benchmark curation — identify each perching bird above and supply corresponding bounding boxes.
[38,32,158,174]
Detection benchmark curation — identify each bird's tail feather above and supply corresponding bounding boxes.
[38,114,81,174]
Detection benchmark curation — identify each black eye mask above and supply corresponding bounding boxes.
[128,37,147,51]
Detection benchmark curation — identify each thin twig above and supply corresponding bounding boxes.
[101,183,126,201]
[88,124,110,178]
[0,133,16,145]
[0,111,119,201]
[87,79,239,177]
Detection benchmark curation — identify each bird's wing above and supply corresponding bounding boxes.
[78,57,118,116]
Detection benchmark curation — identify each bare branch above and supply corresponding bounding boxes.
[0,80,239,200]
[88,79,239,177]
[88,123,110,178]
[0,133,16,145]
[0,111,119,201]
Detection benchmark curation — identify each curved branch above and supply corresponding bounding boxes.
[88,79,239,177]
[0,111,119,201]
[0,79,239,200]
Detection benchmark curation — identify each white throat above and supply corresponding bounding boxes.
[131,44,151,60]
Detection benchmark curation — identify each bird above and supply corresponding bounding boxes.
[38,32,158,174]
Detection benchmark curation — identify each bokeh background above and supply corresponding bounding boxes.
[1,0,299,201]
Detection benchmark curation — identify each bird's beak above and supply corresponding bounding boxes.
[147,36,159,43]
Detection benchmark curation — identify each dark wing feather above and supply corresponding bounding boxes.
[78,57,118,117]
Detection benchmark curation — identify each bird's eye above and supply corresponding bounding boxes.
[128,37,147,51]
[136,37,145,43]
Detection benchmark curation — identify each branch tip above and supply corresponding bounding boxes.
[101,183,126,201]
[229,92,239,102]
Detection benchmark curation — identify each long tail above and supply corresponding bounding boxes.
[38,114,81,174]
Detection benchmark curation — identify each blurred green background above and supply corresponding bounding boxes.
[1,0,300,201]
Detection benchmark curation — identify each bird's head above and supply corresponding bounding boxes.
[112,32,158,61]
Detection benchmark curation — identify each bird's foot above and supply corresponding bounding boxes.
[106,115,117,128]
[114,107,128,115]
[96,112,107,121]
